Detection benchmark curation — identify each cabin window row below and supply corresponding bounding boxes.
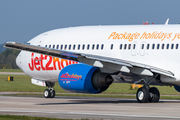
[45,44,104,50]
[145,43,179,50]
[117,43,179,50]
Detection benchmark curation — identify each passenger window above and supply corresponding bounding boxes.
[69,45,71,50]
[162,44,164,49]
[101,44,104,50]
[171,44,174,49]
[73,45,76,50]
[97,44,99,50]
[82,44,85,50]
[53,45,55,49]
[133,44,136,49]
[120,44,123,49]
[124,44,127,49]
[176,44,179,49]
[87,44,90,50]
[60,45,63,50]
[141,44,144,49]
[157,44,160,49]
[45,45,47,48]
[49,45,51,48]
[152,44,155,49]
[64,45,67,50]
[56,45,59,49]
[147,44,149,50]
[92,44,95,50]
[78,44,80,50]
[166,44,169,49]
[128,44,131,50]
[111,44,113,50]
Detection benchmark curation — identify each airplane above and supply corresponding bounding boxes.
[4,21,180,103]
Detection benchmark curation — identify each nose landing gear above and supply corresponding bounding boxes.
[44,88,55,98]
[44,82,55,98]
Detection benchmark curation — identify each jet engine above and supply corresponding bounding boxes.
[58,64,114,93]
[174,86,180,92]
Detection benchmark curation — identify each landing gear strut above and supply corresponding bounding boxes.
[135,77,160,103]
[44,82,55,98]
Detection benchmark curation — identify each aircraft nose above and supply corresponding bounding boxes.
[16,51,22,69]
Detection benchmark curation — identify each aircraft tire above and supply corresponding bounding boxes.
[136,87,149,103]
[149,87,160,102]
[50,90,55,98]
[44,89,50,98]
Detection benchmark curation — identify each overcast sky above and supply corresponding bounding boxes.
[1,0,180,44]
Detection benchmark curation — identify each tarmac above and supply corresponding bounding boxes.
[0,95,180,120]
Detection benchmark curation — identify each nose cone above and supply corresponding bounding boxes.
[16,51,22,70]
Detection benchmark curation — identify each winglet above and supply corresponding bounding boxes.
[165,18,169,25]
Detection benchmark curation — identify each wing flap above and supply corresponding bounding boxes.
[80,54,174,77]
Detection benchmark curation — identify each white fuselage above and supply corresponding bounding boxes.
[16,25,180,85]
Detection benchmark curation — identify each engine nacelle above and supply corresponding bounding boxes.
[174,86,180,92]
[58,64,114,93]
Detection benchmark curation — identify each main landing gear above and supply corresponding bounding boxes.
[135,77,160,103]
[136,86,160,103]
[43,82,56,98]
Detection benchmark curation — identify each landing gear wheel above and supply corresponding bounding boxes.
[136,87,149,103]
[50,90,55,98]
[44,89,50,98]
[149,87,160,102]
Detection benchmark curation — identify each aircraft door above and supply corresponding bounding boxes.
[131,41,137,56]
[140,41,146,56]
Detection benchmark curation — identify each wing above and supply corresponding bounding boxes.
[4,42,174,77]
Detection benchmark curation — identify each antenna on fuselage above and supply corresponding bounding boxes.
[165,18,169,25]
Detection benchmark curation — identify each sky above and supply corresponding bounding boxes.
[1,0,180,44]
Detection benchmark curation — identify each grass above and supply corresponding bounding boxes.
[0,115,75,120]
[1,74,180,98]
[0,69,23,72]
[0,75,68,92]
